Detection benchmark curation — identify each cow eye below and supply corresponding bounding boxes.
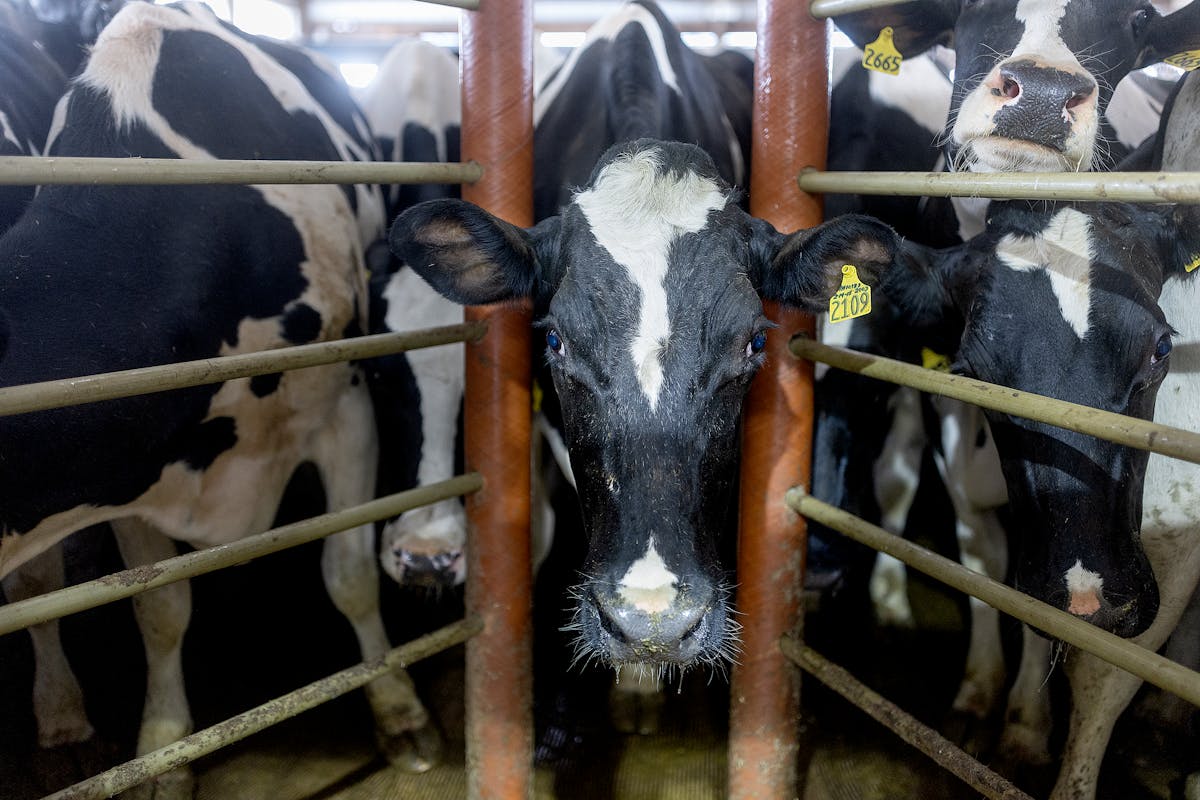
[1152,333,1172,364]
[546,328,565,356]
[1131,7,1154,38]
[745,331,767,357]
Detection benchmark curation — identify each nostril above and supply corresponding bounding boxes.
[1001,77,1021,99]
[596,605,630,643]
[1064,89,1091,110]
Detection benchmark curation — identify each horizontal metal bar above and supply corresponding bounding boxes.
[412,0,479,9]
[808,0,910,19]
[0,474,482,636]
[790,336,1200,466]
[797,169,1200,203]
[787,488,1200,708]
[0,156,484,186]
[45,615,484,800]
[0,323,486,418]
[781,638,1033,800]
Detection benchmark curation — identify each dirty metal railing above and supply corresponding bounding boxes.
[797,169,1200,203]
[414,0,481,9]
[808,0,910,18]
[44,617,483,800]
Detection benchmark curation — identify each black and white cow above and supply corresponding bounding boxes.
[0,3,437,795]
[391,136,898,669]
[813,0,1200,761]
[2,0,126,76]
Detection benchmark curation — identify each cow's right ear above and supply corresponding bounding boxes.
[389,199,562,306]
[834,0,959,58]
[880,239,980,336]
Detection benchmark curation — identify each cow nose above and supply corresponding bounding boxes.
[996,62,1096,116]
[590,589,714,663]
[396,548,463,588]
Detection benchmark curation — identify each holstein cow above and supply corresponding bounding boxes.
[2,0,126,76]
[390,137,898,672]
[0,3,437,796]
[813,0,1200,760]
[881,107,1200,796]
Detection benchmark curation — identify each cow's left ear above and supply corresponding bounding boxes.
[750,214,900,311]
[389,198,562,306]
[1137,2,1200,68]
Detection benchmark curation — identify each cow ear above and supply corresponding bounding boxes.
[1137,2,1200,68]
[882,239,980,331]
[833,0,959,58]
[1164,205,1200,279]
[751,214,899,312]
[389,199,562,306]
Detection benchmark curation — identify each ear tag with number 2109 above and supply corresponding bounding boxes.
[829,264,872,323]
[862,27,902,75]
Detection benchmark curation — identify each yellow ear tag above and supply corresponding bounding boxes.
[921,347,952,372]
[532,380,544,414]
[829,264,872,323]
[1185,253,1200,273]
[1165,50,1200,71]
[862,27,903,76]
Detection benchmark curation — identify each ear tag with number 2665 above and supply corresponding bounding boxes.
[862,27,903,75]
[829,264,872,323]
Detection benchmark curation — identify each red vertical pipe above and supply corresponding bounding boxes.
[729,2,827,798]
[460,1,534,798]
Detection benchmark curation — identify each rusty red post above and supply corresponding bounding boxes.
[460,1,534,797]
[729,2,827,798]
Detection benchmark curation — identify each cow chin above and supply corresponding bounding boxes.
[956,136,1083,173]
[565,581,740,672]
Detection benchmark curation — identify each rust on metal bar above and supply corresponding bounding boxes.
[0,156,484,186]
[780,638,1035,800]
[0,324,486,418]
[0,474,483,632]
[45,617,484,800]
[790,336,1200,466]
[797,168,1200,203]
[728,1,824,797]
[461,0,536,797]
[786,488,1200,708]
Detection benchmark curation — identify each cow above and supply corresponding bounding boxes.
[390,135,898,671]
[0,3,437,796]
[812,0,1200,763]
[2,0,126,76]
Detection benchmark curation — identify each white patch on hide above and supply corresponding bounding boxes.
[576,147,727,410]
[996,207,1093,338]
[618,539,678,614]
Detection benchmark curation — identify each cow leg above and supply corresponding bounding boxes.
[996,626,1053,766]
[111,518,194,800]
[314,381,440,772]
[3,544,95,750]
[321,524,440,771]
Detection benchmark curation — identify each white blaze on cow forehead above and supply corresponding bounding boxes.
[1013,0,1077,67]
[996,207,1094,338]
[535,3,680,124]
[618,539,679,614]
[576,148,727,410]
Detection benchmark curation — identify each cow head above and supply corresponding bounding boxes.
[391,139,898,669]
[836,0,1200,171]
[890,197,1200,636]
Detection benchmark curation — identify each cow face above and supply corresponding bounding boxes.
[391,139,898,669]
[893,199,1200,637]
[836,0,1200,171]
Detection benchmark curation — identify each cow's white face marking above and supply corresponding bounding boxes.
[535,3,680,124]
[952,0,1097,171]
[1064,558,1104,616]
[576,148,727,410]
[996,207,1093,338]
[618,539,678,614]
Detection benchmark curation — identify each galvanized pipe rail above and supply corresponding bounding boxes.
[780,638,1035,800]
[797,169,1200,203]
[809,0,911,18]
[0,474,482,635]
[44,616,485,800]
[785,488,1200,708]
[0,324,485,417]
[414,0,481,9]
[790,336,1200,466]
[0,155,483,185]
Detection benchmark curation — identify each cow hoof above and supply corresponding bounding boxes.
[609,688,663,736]
[32,737,119,794]
[379,723,443,773]
[941,709,997,759]
[995,721,1052,768]
[120,767,195,800]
